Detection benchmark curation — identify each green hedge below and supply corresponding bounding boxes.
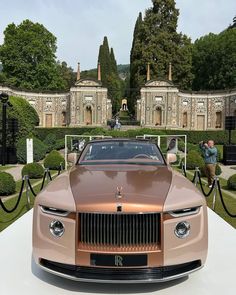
[21,163,44,179]
[34,127,236,145]
[44,150,65,170]
[34,127,106,141]
[186,150,205,170]
[16,137,48,164]
[227,174,236,190]
[0,96,39,140]
[0,172,16,196]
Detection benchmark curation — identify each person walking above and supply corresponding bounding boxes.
[199,140,218,188]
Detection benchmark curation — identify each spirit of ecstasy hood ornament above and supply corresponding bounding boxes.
[116,186,123,199]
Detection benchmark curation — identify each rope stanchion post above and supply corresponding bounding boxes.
[45,168,50,183]
[194,167,200,186]
[23,175,30,210]
[181,162,187,178]
[212,176,219,211]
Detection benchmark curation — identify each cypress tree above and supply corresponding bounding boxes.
[110,47,118,75]
[97,36,122,114]
[130,12,143,113]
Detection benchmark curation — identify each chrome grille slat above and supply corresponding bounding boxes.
[79,213,160,246]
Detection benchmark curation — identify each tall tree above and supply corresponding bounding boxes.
[130,12,143,113]
[110,47,118,75]
[98,37,112,85]
[0,20,65,90]
[57,61,76,89]
[192,28,236,90]
[98,36,123,114]
[130,0,193,112]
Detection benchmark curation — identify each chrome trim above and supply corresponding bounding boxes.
[40,206,70,217]
[38,263,204,284]
[168,206,201,218]
[174,221,191,239]
[49,220,65,238]
[79,212,160,246]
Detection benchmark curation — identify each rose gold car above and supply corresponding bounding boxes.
[33,139,208,283]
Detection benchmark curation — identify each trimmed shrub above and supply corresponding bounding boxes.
[53,138,65,150]
[186,150,205,170]
[16,137,47,164]
[0,172,16,196]
[227,174,236,190]
[44,150,65,170]
[21,163,44,179]
[215,164,222,176]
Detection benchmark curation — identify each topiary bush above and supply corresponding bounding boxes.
[227,174,236,190]
[43,150,65,170]
[0,172,16,196]
[186,150,205,170]
[21,163,44,179]
[53,138,65,150]
[16,137,48,164]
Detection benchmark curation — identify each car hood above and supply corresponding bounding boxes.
[69,164,172,213]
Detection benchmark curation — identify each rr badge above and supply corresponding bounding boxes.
[115,255,123,267]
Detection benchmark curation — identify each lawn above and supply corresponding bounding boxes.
[0,165,16,171]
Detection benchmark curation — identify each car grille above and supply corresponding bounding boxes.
[79,213,160,246]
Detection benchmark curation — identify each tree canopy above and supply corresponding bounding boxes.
[192,27,236,90]
[0,20,68,91]
[129,0,193,111]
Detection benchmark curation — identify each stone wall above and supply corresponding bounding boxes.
[138,80,236,130]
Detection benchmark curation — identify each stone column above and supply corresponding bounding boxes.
[77,63,80,81]
[147,63,150,81]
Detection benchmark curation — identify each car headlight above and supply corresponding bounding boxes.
[174,221,190,239]
[49,220,65,237]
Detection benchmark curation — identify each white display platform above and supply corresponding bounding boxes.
[0,209,235,295]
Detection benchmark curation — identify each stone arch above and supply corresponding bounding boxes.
[84,104,93,125]
[215,111,222,128]
[61,111,66,126]
[183,112,188,128]
[154,106,162,126]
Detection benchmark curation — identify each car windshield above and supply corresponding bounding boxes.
[79,141,165,165]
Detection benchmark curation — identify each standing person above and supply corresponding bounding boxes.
[199,140,218,188]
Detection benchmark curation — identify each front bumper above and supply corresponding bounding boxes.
[39,259,202,283]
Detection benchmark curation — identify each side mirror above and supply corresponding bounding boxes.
[166,153,177,165]
[67,153,77,165]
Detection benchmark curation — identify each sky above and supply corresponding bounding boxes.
[0,0,235,71]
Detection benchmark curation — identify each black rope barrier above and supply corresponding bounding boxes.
[40,171,46,191]
[0,167,61,214]
[48,170,52,181]
[191,170,197,183]
[27,178,37,197]
[197,171,216,197]
[217,180,236,218]
[0,178,25,213]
